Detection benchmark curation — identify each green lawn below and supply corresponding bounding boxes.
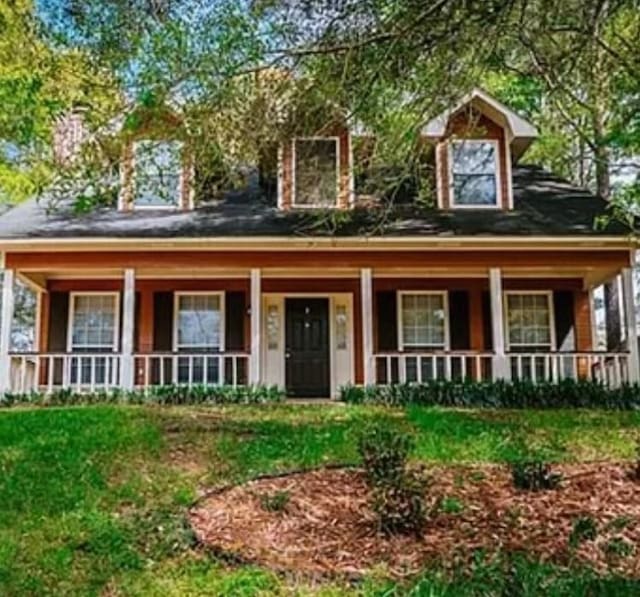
[1,404,640,595]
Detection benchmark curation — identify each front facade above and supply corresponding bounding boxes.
[0,89,636,397]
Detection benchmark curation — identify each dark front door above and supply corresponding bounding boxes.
[285,298,330,398]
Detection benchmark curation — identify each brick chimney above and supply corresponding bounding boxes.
[53,106,88,165]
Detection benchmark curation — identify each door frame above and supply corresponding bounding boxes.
[261,292,354,398]
[284,297,331,398]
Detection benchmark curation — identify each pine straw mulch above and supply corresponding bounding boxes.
[189,463,640,579]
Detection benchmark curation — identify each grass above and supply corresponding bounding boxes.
[1,403,640,595]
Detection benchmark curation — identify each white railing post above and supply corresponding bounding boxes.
[121,268,135,390]
[0,269,15,393]
[249,268,261,385]
[622,267,639,383]
[489,268,510,380]
[361,268,374,385]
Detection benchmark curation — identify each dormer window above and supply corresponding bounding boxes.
[450,140,500,208]
[293,138,339,208]
[133,140,182,209]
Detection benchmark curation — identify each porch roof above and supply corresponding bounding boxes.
[0,165,627,240]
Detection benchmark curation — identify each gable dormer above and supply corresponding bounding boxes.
[422,88,538,211]
[118,106,194,212]
[277,125,353,210]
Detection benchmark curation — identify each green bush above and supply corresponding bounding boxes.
[0,384,285,408]
[340,379,640,409]
[357,423,426,535]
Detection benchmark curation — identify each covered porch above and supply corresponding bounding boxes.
[1,243,636,397]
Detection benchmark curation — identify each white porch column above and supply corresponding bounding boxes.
[0,268,15,392]
[489,268,510,380]
[622,267,639,383]
[249,268,261,385]
[361,268,374,386]
[121,268,135,390]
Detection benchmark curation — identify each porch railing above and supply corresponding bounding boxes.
[508,352,629,388]
[6,351,249,394]
[133,352,248,388]
[9,352,122,394]
[375,351,494,384]
[375,351,631,388]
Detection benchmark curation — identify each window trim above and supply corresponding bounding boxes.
[67,292,121,353]
[503,290,556,351]
[172,291,226,352]
[448,138,502,209]
[397,290,450,351]
[291,136,341,209]
[125,140,185,211]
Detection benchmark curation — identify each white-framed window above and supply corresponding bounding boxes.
[132,140,183,209]
[505,292,555,352]
[68,293,120,353]
[449,139,500,208]
[292,137,340,208]
[398,291,449,349]
[173,292,224,352]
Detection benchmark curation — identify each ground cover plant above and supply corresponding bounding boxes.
[3,404,640,594]
[341,379,640,409]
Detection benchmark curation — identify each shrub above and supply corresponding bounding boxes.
[357,423,426,535]
[511,460,562,491]
[569,516,598,548]
[357,424,414,486]
[0,384,285,408]
[339,379,640,410]
[259,490,290,513]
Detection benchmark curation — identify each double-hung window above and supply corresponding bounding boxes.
[68,293,119,385]
[174,293,223,384]
[293,138,339,207]
[450,140,499,207]
[133,140,182,208]
[505,293,553,352]
[398,292,448,381]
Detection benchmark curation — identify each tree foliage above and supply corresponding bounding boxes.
[0,0,638,229]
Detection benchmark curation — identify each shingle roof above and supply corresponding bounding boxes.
[0,165,626,240]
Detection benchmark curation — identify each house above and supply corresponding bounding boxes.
[0,88,636,398]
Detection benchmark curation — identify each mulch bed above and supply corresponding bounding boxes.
[189,464,640,579]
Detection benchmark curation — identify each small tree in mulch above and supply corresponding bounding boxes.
[357,423,427,536]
